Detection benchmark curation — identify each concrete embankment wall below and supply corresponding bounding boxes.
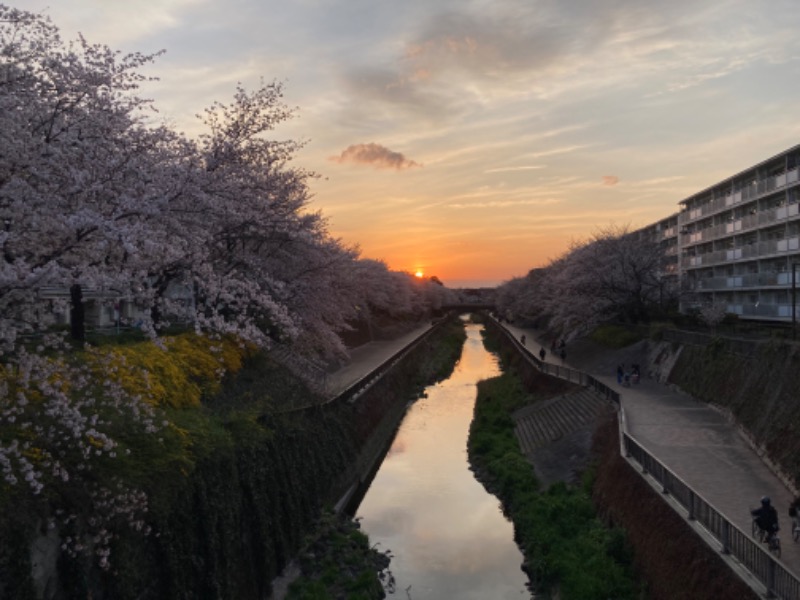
[666,335,800,491]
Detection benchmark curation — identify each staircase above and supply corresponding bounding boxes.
[512,388,614,455]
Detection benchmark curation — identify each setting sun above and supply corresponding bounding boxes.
[414,270,424,278]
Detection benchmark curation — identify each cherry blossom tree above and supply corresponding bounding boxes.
[497,225,677,338]
[0,4,171,345]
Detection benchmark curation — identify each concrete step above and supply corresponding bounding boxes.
[513,389,614,454]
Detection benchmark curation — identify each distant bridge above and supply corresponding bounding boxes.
[442,303,495,311]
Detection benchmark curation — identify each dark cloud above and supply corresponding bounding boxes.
[329,143,422,170]
[602,175,620,186]
[337,4,605,121]
[339,66,456,122]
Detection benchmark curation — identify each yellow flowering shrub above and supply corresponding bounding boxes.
[84,333,249,409]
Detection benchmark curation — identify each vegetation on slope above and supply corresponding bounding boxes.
[468,329,639,599]
[0,318,466,599]
[286,511,391,600]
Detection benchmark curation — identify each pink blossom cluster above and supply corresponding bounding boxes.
[1,343,160,568]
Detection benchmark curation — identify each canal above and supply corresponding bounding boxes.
[355,320,530,599]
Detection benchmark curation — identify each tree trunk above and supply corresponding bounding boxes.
[70,283,85,341]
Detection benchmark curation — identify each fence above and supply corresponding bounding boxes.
[661,328,761,357]
[486,317,619,405]
[331,319,446,405]
[487,315,800,599]
[624,435,800,599]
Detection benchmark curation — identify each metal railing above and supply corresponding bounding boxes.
[330,318,446,405]
[624,434,800,599]
[487,317,619,404]
[489,315,800,599]
[273,317,450,415]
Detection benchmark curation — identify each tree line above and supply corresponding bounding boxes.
[495,225,680,339]
[0,4,453,359]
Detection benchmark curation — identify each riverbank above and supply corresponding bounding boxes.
[279,317,467,599]
[481,321,763,599]
[469,326,640,599]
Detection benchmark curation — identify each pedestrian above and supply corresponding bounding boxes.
[539,347,546,362]
[560,348,566,362]
[616,365,623,384]
[789,497,800,537]
[521,334,526,346]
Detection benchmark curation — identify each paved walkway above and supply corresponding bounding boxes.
[325,323,433,398]
[501,321,800,574]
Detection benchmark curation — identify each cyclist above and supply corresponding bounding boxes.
[752,496,779,544]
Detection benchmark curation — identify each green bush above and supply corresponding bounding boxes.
[589,325,643,348]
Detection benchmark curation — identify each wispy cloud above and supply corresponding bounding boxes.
[485,165,545,173]
[447,198,561,209]
[602,175,620,186]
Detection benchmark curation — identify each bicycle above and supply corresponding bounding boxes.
[752,518,781,558]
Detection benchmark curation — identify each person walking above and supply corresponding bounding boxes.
[789,497,800,537]
[520,334,526,346]
[539,347,546,362]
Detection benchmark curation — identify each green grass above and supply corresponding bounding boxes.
[286,511,390,600]
[589,324,644,348]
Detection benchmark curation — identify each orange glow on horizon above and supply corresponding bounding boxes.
[414,269,424,278]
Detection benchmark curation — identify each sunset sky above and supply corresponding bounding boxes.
[17,0,800,287]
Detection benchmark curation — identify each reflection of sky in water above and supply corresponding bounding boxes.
[356,322,530,599]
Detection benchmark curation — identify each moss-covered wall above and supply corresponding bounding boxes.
[35,405,360,600]
[668,338,800,488]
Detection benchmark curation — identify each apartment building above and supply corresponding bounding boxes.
[633,211,681,276]
[675,144,800,321]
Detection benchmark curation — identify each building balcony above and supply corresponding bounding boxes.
[680,204,800,248]
[678,167,800,225]
[681,236,800,269]
[725,302,796,320]
[689,271,796,291]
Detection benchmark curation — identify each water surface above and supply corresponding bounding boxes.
[356,322,530,599]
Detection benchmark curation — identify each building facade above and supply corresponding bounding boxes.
[671,144,800,322]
